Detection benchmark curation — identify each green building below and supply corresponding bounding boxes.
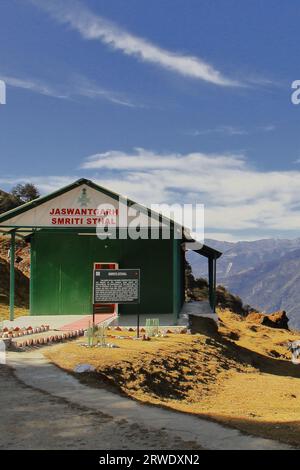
[0,179,221,320]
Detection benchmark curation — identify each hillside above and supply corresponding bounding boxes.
[187,238,300,328]
[0,236,30,320]
[46,310,300,447]
[0,184,40,215]
[0,188,19,214]
[0,257,29,308]
[0,236,30,276]
[185,261,254,315]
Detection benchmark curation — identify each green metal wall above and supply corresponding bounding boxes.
[30,229,183,316]
[172,238,184,315]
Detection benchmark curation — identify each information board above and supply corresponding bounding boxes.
[93,269,140,304]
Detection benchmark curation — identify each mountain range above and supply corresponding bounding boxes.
[187,238,300,328]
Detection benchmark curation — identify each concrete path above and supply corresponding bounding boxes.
[60,313,116,331]
[1,315,87,330]
[7,348,292,450]
[112,313,178,327]
[1,313,116,332]
[0,365,191,450]
[180,301,218,322]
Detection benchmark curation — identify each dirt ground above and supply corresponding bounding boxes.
[45,311,300,447]
[0,365,201,450]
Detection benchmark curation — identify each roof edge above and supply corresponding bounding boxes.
[0,178,182,229]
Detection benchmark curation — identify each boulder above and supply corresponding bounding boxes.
[247,310,289,330]
[188,315,219,336]
[74,363,96,373]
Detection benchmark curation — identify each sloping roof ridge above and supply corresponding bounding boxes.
[0,178,179,229]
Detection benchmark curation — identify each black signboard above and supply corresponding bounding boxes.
[93,269,140,304]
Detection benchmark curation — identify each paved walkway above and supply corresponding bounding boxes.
[180,300,218,320]
[2,315,86,330]
[7,349,292,450]
[60,313,116,331]
[0,365,192,450]
[1,313,116,332]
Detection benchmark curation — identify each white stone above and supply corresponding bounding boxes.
[73,363,96,373]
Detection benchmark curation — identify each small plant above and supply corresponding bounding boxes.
[86,323,108,347]
[145,318,160,337]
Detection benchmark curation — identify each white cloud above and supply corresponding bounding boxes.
[187,124,276,137]
[188,126,249,137]
[258,124,276,132]
[31,0,240,87]
[71,76,140,108]
[81,148,245,171]
[80,147,300,233]
[4,147,300,239]
[0,73,139,107]
[0,75,68,99]
[0,176,74,194]
[204,232,266,242]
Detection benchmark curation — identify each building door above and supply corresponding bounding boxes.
[93,262,119,314]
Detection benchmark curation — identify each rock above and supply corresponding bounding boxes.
[266,310,289,329]
[225,331,240,341]
[74,364,96,373]
[268,349,281,358]
[247,310,289,330]
[188,315,219,336]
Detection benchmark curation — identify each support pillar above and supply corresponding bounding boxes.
[208,257,213,310]
[208,256,217,313]
[9,230,16,321]
[213,256,217,313]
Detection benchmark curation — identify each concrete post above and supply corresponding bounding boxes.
[9,231,15,321]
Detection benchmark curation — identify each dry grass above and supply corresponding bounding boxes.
[0,304,29,322]
[45,310,300,447]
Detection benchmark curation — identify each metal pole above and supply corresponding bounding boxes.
[137,312,140,338]
[213,256,217,313]
[9,231,16,321]
[92,266,95,328]
[208,257,213,310]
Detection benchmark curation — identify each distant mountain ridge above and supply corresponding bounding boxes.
[187,238,300,328]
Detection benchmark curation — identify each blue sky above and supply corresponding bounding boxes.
[1,0,300,241]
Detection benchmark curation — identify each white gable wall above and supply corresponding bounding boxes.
[0,184,164,229]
